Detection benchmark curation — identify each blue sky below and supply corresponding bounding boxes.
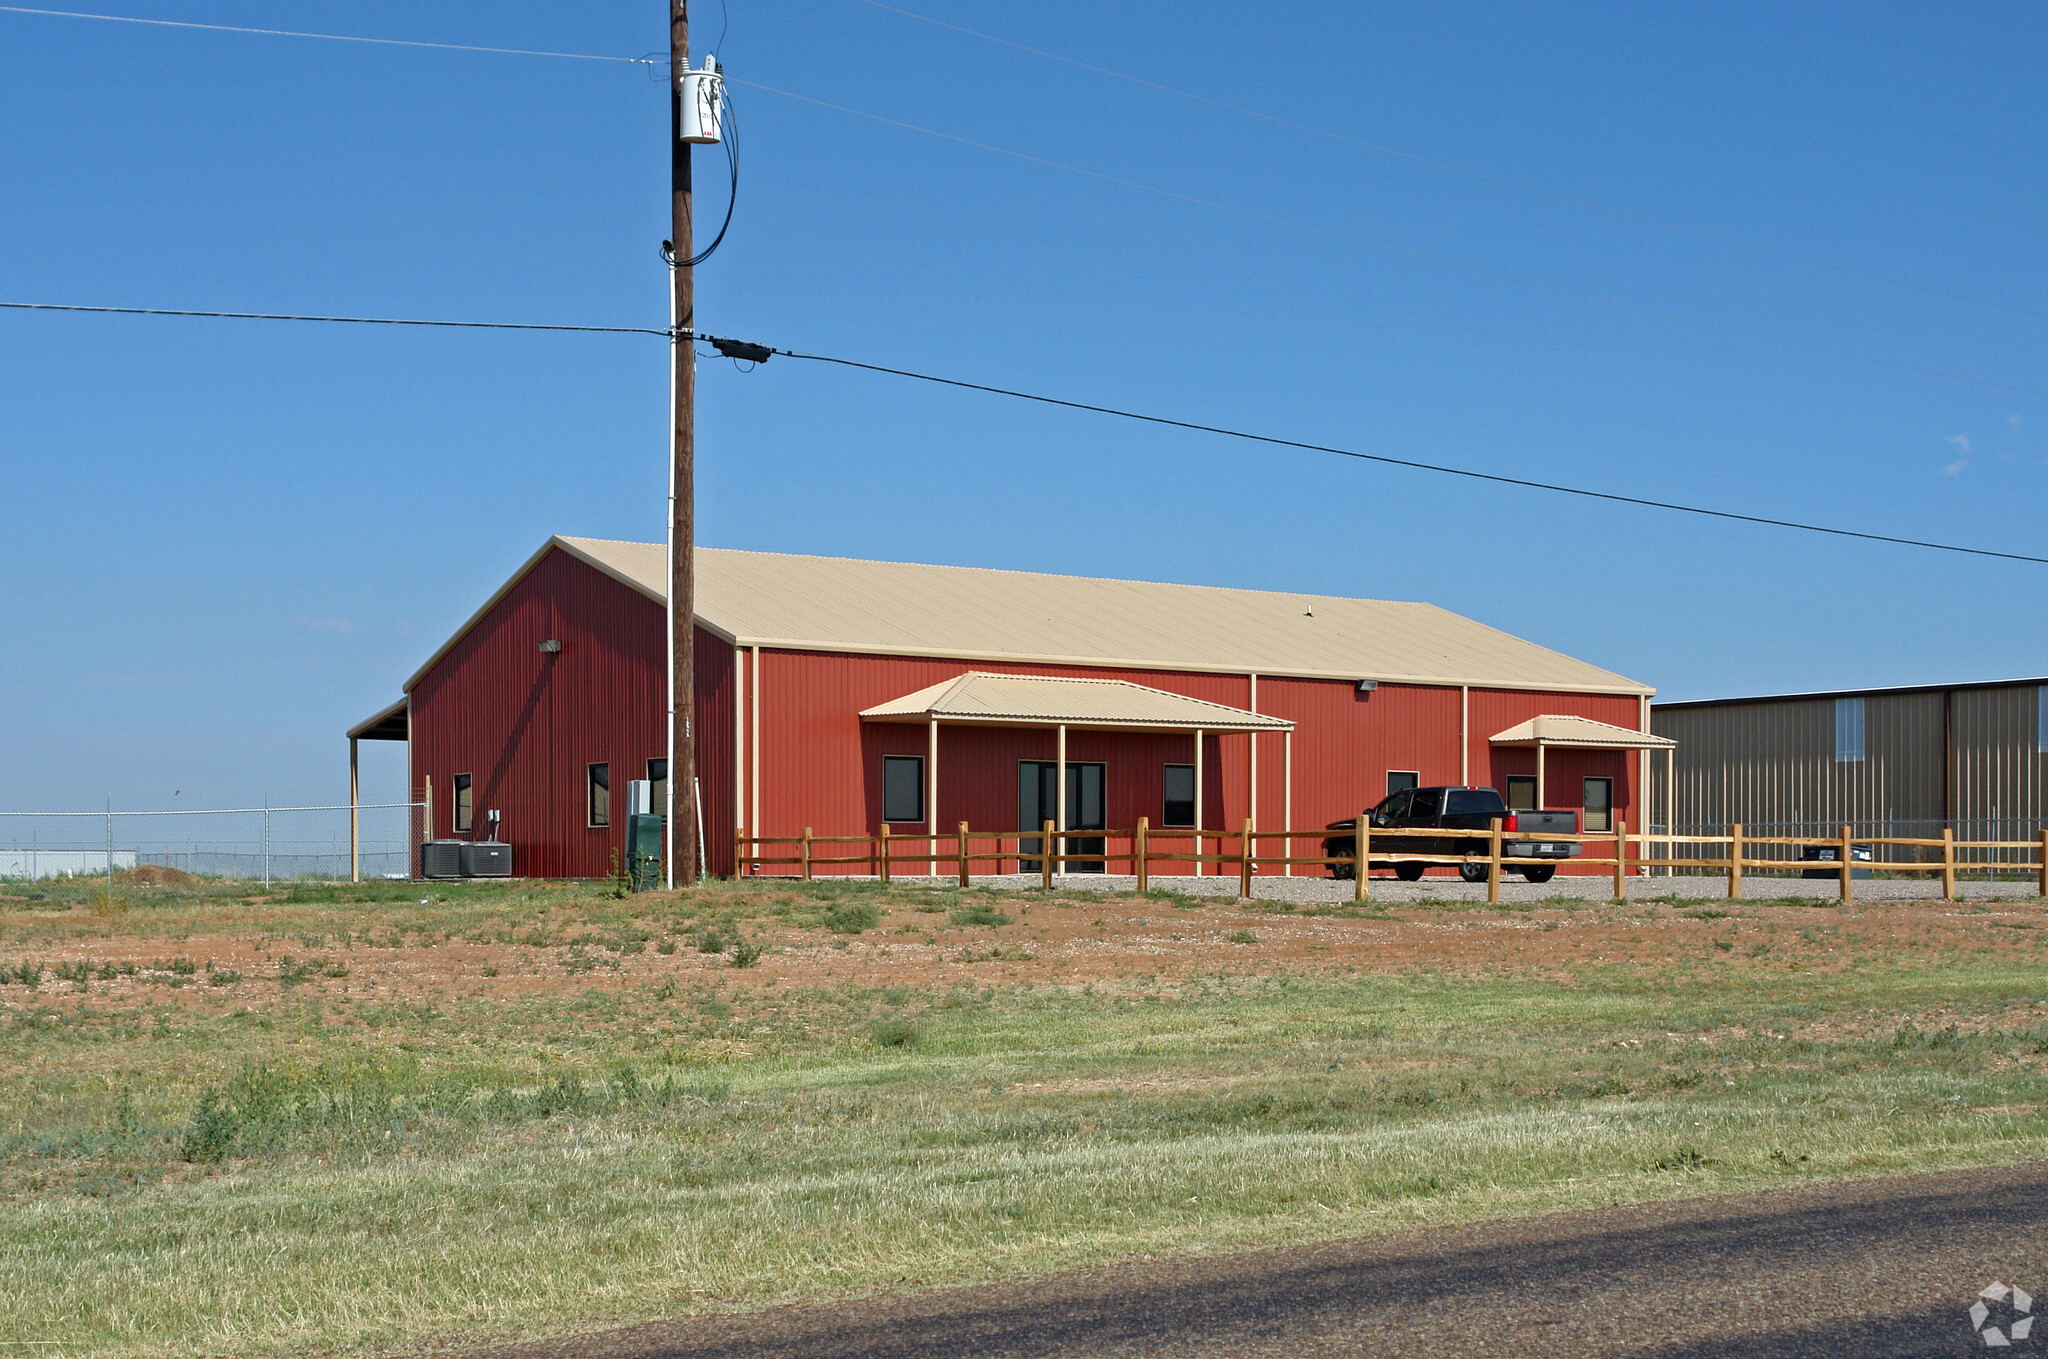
[2,0,2043,812]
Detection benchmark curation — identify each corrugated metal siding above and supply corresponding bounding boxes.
[1651,688,2004,836]
[1951,685,2047,833]
[695,630,735,879]
[411,548,670,879]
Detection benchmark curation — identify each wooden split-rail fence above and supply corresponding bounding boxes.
[735,819,2048,904]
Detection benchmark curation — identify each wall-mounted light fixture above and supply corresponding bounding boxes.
[539,640,562,653]
[1356,679,1378,694]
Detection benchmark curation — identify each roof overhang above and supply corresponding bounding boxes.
[1489,714,1675,750]
[347,696,410,742]
[861,672,1294,734]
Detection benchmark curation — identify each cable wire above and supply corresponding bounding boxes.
[854,0,2048,324]
[0,301,671,335]
[733,79,2048,403]
[5,295,2037,565]
[0,4,657,64]
[750,343,2048,567]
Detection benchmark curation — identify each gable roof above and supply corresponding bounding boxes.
[861,672,1295,732]
[406,536,1652,695]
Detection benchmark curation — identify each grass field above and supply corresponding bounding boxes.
[4,871,2048,1357]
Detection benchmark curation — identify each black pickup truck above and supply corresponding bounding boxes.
[1323,786,1582,883]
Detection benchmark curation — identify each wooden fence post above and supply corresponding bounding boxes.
[1728,823,1743,900]
[1135,817,1149,893]
[957,821,970,888]
[1488,816,1503,905]
[1354,814,1369,902]
[1041,819,1055,891]
[1838,824,1854,903]
[800,827,813,882]
[1942,827,1956,900]
[734,828,745,879]
[1613,818,1628,902]
[878,824,891,884]
[1238,819,1254,901]
[2038,829,2047,899]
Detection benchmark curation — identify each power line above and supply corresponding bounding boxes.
[758,344,2048,568]
[734,79,2048,404]
[0,4,657,65]
[0,301,670,336]
[7,295,2039,565]
[854,0,2048,325]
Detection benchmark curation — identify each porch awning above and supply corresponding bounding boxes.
[860,672,1293,733]
[1489,714,1674,750]
[347,696,410,742]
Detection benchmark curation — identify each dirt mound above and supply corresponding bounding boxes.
[119,864,199,886]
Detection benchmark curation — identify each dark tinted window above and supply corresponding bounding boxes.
[1506,776,1536,811]
[1162,764,1195,827]
[453,773,473,833]
[1409,788,1442,819]
[882,756,924,824]
[1379,790,1412,819]
[1583,777,1613,832]
[1445,788,1507,816]
[1386,770,1419,796]
[587,763,609,828]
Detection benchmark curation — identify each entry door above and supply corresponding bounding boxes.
[1019,761,1107,872]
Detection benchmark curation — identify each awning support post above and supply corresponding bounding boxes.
[1282,729,1293,877]
[927,715,938,879]
[349,737,360,884]
[1192,726,1204,877]
[1055,722,1067,878]
[1535,741,1546,810]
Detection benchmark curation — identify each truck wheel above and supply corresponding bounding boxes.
[1394,862,1426,882]
[1329,861,1354,881]
[1458,862,1489,883]
[1520,865,1556,884]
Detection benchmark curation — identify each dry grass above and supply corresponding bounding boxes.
[4,875,2048,1356]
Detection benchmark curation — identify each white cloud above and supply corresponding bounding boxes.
[1943,459,1969,476]
[1946,433,1973,456]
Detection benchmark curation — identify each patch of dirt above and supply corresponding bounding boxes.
[117,865,198,886]
[3,888,2045,1022]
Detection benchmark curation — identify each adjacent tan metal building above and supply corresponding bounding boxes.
[1651,678,2048,844]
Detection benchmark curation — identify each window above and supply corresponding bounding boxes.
[1835,697,1865,762]
[1409,787,1442,819]
[452,773,473,834]
[1378,789,1413,819]
[1446,788,1506,817]
[1386,770,1420,796]
[646,758,668,819]
[882,755,924,824]
[587,762,610,828]
[1506,776,1536,811]
[1583,777,1613,832]
[1162,764,1195,827]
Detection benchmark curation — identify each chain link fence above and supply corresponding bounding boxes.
[0,802,425,885]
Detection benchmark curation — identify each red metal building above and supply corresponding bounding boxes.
[348,537,1663,879]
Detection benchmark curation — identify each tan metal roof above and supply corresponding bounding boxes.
[553,536,1652,695]
[1489,714,1674,749]
[861,672,1293,732]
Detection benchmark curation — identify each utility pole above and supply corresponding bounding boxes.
[667,0,700,888]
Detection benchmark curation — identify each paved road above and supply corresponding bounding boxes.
[456,1162,2048,1358]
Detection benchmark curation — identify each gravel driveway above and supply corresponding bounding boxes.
[449,1161,2048,1358]
[907,870,2039,906]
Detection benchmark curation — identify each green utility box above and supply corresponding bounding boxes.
[626,813,665,892]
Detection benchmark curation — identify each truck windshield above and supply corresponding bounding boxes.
[1445,789,1507,816]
